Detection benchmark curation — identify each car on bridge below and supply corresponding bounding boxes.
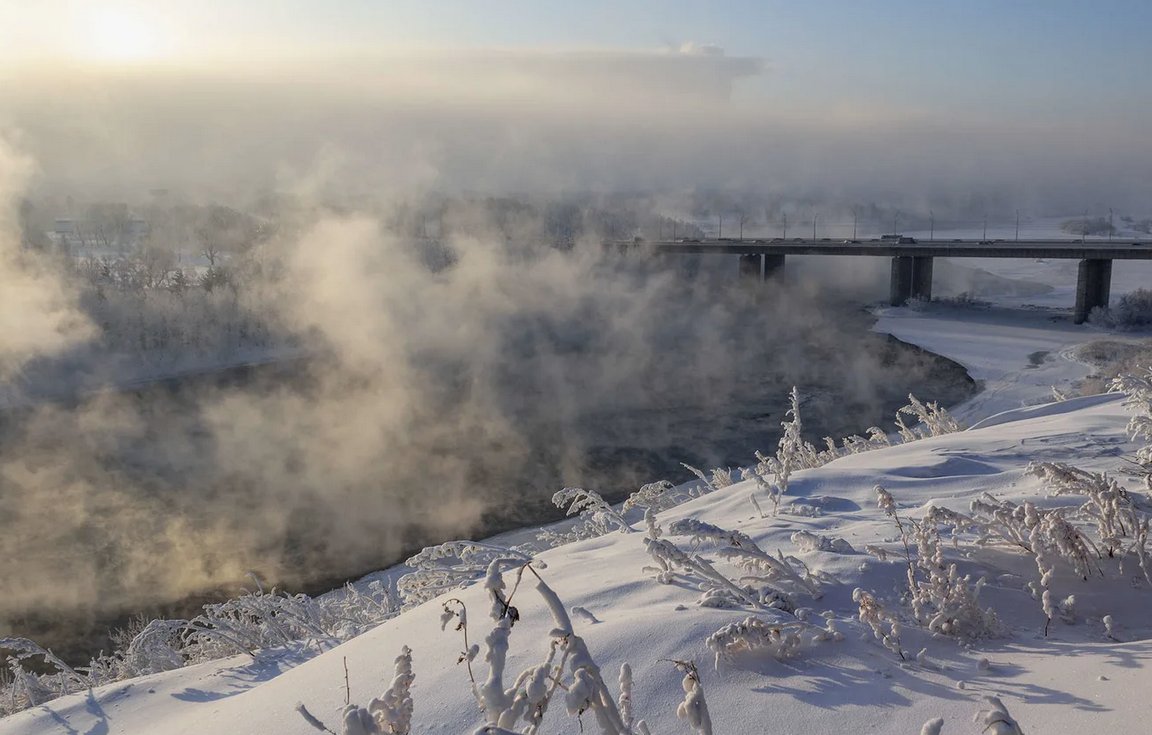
[897,236,917,244]
[843,239,861,244]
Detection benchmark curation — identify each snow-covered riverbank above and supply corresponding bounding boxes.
[5,247,1152,735]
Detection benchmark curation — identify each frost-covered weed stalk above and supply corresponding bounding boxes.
[744,389,958,516]
[645,517,828,610]
[432,562,668,735]
[742,386,821,514]
[538,387,957,552]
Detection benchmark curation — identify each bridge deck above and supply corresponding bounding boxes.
[646,239,1152,259]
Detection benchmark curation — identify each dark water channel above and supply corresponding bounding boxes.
[0,305,976,664]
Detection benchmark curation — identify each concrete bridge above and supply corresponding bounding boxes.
[638,239,1152,323]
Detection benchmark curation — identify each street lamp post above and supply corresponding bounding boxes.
[983,215,988,242]
[813,214,818,241]
[1109,208,1114,242]
[783,213,787,240]
[893,210,900,235]
[718,214,722,240]
[930,211,934,242]
[1015,210,1020,242]
[852,209,858,240]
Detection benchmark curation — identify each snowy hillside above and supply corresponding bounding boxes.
[4,253,1152,735]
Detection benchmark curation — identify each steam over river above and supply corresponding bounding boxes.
[0,264,975,662]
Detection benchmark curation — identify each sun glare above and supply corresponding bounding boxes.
[81,10,163,62]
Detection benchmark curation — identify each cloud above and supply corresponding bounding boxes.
[676,41,727,57]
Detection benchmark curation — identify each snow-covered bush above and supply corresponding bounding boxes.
[743,386,822,515]
[897,394,962,438]
[623,479,698,513]
[1112,368,1152,479]
[905,519,1002,639]
[2,578,401,717]
[705,615,834,668]
[1093,289,1152,330]
[397,541,537,607]
[672,661,712,735]
[537,487,633,547]
[853,588,904,659]
[790,530,855,554]
[874,487,1001,639]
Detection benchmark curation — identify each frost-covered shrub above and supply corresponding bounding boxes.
[537,487,633,547]
[874,487,1001,639]
[672,661,712,735]
[853,588,904,660]
[398,542,537,607]
[1026,461,1150,560]
[743,386,822,515]
[705,615,834,668]
[2,578,402,717]
[623,479,697,514]
[905,520,1001,639]
[1112,368,1152,478]
[897,394,961,439]
[0,638,89,714]
[790,530,854,554]
[1094,289,1152,330]
[668,518,760,551]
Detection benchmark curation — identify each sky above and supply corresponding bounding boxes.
[3,0,1149,120]
[1,1,1150,205]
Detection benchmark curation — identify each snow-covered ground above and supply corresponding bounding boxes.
[4,232,1152,734]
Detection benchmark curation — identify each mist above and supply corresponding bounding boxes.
[2,48,1150,209]
[5,41,1106,660]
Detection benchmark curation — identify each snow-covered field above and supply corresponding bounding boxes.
[4,237,1152,734]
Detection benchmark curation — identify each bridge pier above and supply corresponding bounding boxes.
[764,254,785,280]
[911,256,933,301]
[1074,258,1112,324]
[890,256,933,305]
[890,257,913,305]
[738,254,762,281]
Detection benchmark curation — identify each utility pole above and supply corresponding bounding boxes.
[930,211,934,242]
[1015,210,1020,242]
[812,213,818,241]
